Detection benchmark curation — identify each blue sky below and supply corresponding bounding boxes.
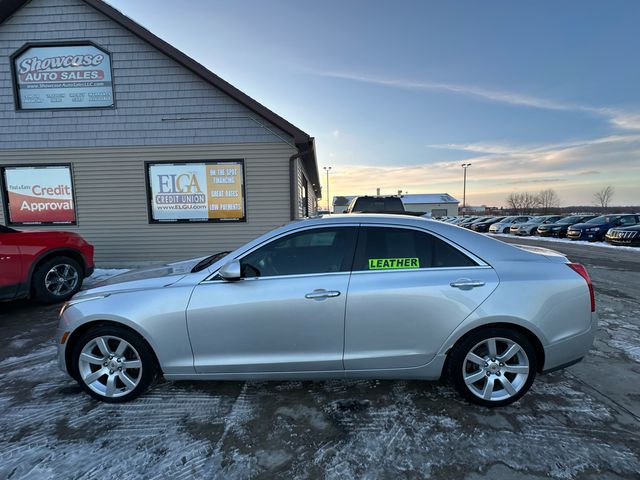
[109,0,640,206]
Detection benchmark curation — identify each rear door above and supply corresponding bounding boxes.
[343,226,499,370]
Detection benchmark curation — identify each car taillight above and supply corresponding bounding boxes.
[567,263,595,312]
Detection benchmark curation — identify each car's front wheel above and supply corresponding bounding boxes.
[32,256,83,303]
[448,327,537,407]
[71,325,159,402]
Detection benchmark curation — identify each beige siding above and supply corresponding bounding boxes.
[293,158,318,218]
[0,0,295,148]
[0,143,297,266]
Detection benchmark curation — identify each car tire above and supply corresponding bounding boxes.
[32,256,83,303]
[71,325,159,403]
[448,327,537,407]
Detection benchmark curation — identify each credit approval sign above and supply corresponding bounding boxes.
[147,161,245,222]
[2,165,76,224]
[13,44,114,110]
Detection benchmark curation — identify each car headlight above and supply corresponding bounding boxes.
[59,294,111,317]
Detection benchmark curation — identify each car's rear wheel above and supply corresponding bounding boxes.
[32,256,83,303]
[449,327,537,407]
[72,325,159,403]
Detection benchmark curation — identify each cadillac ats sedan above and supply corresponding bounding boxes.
[57,215,597,407]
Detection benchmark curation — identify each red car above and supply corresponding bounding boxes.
[0,225,94,303]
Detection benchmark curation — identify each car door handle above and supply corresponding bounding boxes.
[305,290,341,300]
[450,279,485,290]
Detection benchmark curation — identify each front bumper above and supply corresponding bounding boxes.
[568,230,599,241]
[542,312,598,372]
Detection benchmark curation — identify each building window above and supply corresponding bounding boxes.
[1,165,77,225]
[146,160,246,223]
[11,42,114,110]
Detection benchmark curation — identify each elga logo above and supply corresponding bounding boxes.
[155,174,206,205]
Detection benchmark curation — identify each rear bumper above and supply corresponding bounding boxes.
[542,312,597,372]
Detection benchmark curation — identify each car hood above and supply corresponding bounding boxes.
[74,257,205,298]
[569,222,601,230]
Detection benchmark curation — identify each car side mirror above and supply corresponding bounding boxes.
[218,260,241,281]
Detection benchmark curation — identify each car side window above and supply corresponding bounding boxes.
[240,227,357,278]
[619,216,637,226]
[353,227,477,271]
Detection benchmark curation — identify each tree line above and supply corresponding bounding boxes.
[505,186,615,215]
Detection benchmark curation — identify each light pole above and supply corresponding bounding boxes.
[461,163,471,215]
[323,166,332,212]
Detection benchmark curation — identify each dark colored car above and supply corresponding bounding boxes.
[537,215,598,238]
[567,214,640,242]
[470,216,506,232]
[456,216,480,227]
[0,224,94,303]
[345,196,406,214]
[464,216,494,229]
[605,224,640,247]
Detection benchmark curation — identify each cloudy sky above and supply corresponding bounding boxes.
[109,0,640,207]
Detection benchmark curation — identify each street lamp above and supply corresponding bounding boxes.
[323,166,332,212]
[461,163,472,215]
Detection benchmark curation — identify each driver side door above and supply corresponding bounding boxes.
[186,226,358,374]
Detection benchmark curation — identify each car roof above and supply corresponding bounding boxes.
[215,214,556,271]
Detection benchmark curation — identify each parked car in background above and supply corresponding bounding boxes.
[457,216,480,227]
[464,216,494,229]
[512,216,565,236]
[489,216,532,234]
[567,214,640,242]
[604,224,640,247]
[471,217,506,233]
[57,214,596,407]
[537,215,598,238]
[0,224,94,303]
[345,196,406,214]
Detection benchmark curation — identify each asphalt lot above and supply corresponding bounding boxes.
[1,238,639,479]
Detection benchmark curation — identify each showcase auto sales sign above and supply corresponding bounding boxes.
[13,44,114,109]
[4,166,75,224]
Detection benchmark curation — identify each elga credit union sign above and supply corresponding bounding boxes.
[12,44,114,109]
[147,161,246,222]
[2,166,76,224]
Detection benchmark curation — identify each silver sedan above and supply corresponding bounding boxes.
[57,214,597,407]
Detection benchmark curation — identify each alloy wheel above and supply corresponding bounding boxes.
[78,336,143,398]
[462,337,530,402]
[44,264,79,297]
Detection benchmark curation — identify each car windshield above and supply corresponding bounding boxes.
[556,216,581,224]
[191,251,231,273]
[498,216,514,222]
[528,217,547,224]
[585,215,619,224]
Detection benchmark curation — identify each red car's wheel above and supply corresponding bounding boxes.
[32,256,83,303]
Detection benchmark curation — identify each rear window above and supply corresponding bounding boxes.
[351,197,403,212]
[353,227,477,271]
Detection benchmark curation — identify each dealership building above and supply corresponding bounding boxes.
[0,0,320,265]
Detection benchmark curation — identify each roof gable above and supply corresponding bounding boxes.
[0,0,319,192]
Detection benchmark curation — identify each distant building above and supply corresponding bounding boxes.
[401,194,459,216]
[332,196,356,214]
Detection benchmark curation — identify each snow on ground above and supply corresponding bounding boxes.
[86,268,130,285]
[489,233,640,252]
